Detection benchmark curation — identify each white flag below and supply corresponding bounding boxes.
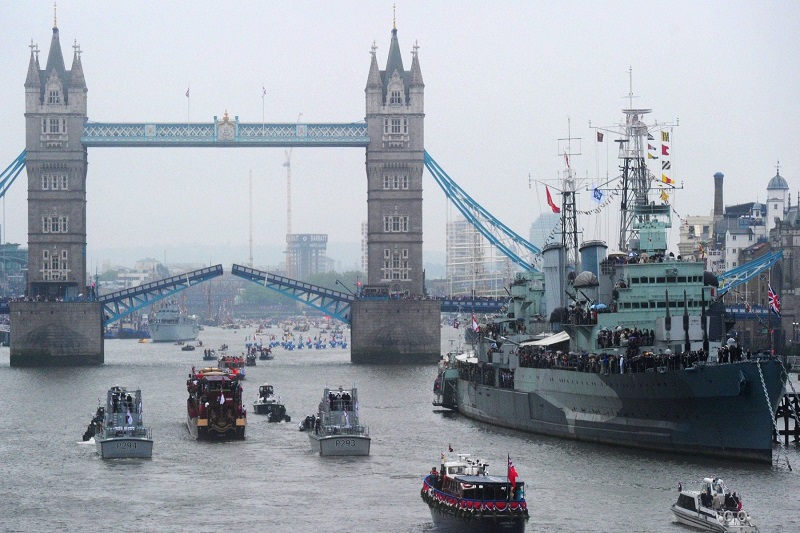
[219,393,225,405]
[126,410,133,425]
[343,410,350,428]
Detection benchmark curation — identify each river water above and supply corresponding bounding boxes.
[1,324,798,532]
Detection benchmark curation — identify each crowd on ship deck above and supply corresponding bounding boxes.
[455,335,758,387]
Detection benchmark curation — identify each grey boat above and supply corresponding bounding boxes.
[94,386,153,459]
[149,302,199,342]
[308,387,370,456]
[433,102,790,463]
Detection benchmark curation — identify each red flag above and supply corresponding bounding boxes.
[596,131,604,142]
[471,314,479,332]
[546,186,561,214]
[507,455,519,489]
[662,144,670,157]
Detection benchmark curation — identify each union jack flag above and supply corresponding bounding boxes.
[768,284,781,317]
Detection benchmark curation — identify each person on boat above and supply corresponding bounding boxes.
[700,488,713,508]
[724,490,737,511]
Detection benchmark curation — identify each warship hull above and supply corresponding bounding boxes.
[150,322,199,342]
[452,359,786,463]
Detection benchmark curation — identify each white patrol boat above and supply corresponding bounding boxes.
[94,386,153,459]
[308,386,370,456]
[671,477,758,532]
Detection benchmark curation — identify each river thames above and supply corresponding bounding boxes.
[1,325,798,532]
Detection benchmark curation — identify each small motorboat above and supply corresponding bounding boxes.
[252,384,291,423]
[298,414,317,431]
[671,477,758,532]
[421,452,529,532]
[181,344,196,351]
[81,405,105,442]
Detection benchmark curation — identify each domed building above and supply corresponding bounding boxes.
[766,164,790,234]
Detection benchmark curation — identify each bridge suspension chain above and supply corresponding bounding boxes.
[424,151,540,272]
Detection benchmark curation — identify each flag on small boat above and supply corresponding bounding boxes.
[219,393,225,405]
[471,314,479,332]
[507,454,519,489]
[126,410,133,425]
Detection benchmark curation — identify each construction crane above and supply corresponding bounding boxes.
[283,112,302,277]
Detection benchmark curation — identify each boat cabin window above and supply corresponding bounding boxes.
[677,494,696,511]
[448,466,465,475]
[458,482,510,501]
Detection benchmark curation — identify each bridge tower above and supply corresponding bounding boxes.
[24,20,88,298]
[364,23,425,296]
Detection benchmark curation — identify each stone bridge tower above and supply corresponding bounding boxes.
[364,24,425,296]
[24,21,88,298]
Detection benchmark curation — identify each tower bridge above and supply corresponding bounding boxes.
[8,14,539,366]
[9,18,437,366]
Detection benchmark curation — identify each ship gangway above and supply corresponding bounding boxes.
[100,264,223,327]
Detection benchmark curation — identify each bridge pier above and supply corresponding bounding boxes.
[9,301,103,366]
[350,300,440,364]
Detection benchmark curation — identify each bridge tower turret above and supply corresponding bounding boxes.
[364,23,425,296]
[24,21,88,298]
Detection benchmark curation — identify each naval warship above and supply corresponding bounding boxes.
[434,101,790,463]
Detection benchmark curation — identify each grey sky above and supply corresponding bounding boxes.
[1,1,797,271]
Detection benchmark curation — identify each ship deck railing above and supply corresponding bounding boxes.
[458,353,784,379]
[99,425,152,440]
[315,424,369,437]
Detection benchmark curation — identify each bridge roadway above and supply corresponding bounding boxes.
[0,263,505,329]
[81,121,369,148]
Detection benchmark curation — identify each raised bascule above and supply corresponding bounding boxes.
[10,16,442,366]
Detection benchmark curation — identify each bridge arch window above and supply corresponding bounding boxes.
[48,89,61,104]
[381,248,411,281]
[41,173,68,190]
[383,215,409,233]
[390,90,402,105]
[48,118,65,134]
[382,174,410,190]
[41,249,69,281]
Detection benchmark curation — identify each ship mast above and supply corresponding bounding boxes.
[558,118,581,269]
[617,71,652,252]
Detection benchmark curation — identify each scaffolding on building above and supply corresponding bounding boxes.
[446,215,515,297]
